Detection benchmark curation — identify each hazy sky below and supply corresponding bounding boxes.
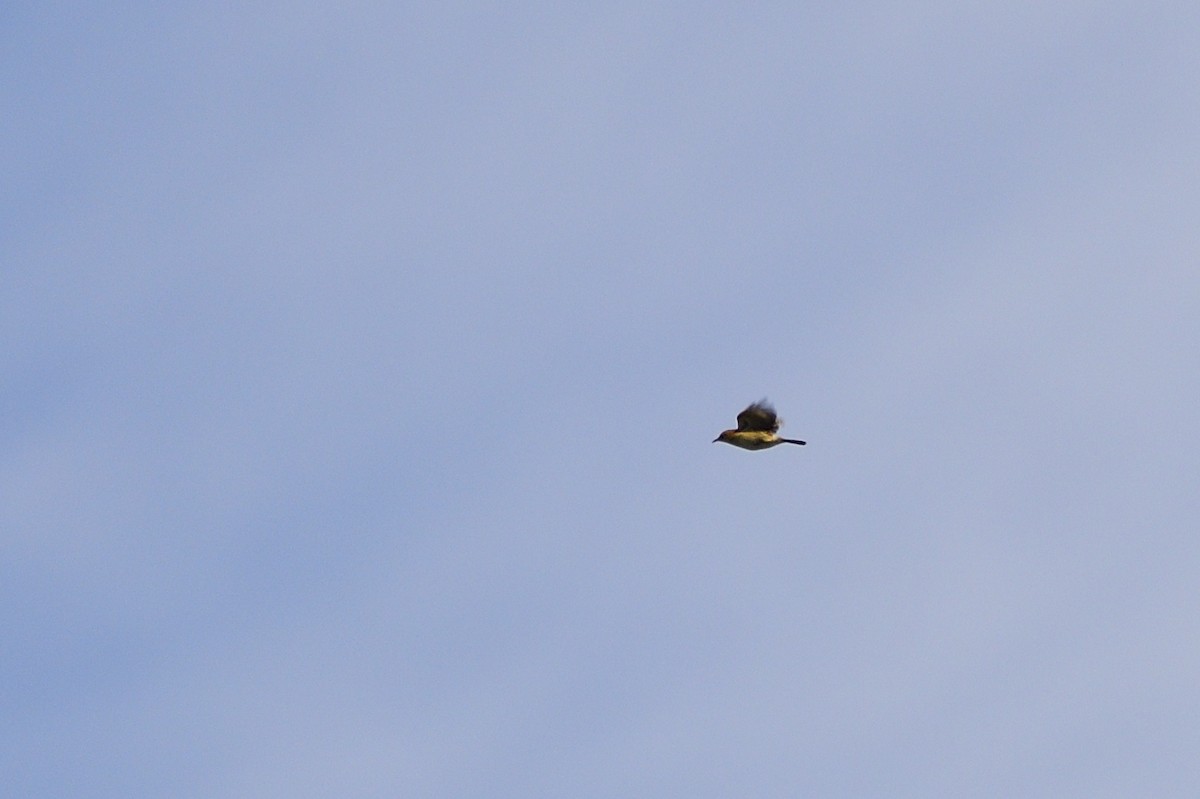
[5,4,1200,797]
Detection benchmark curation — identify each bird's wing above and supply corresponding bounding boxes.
[736,401,780,432]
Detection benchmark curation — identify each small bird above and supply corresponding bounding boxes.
[713,400,806,450]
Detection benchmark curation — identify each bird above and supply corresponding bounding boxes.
[713,400,806,450]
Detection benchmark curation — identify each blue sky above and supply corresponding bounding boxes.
[4,3,1199,796]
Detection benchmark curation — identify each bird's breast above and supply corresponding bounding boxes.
[727,431,778,450]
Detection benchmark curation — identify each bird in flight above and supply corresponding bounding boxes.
[713,400,806,450]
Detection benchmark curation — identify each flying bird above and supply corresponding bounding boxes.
[713,400,806,450]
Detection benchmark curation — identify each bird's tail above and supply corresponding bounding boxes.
[781,438,806,446]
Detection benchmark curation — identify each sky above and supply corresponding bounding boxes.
[4,3,1200,797]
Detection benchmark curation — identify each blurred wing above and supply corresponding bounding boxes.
[736,401,780,432]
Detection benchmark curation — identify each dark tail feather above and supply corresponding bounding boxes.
[781,438,806,446]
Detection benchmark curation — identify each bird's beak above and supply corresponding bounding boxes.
[712,437,720,443]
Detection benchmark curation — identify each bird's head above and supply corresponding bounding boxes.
[713,430,734,444]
